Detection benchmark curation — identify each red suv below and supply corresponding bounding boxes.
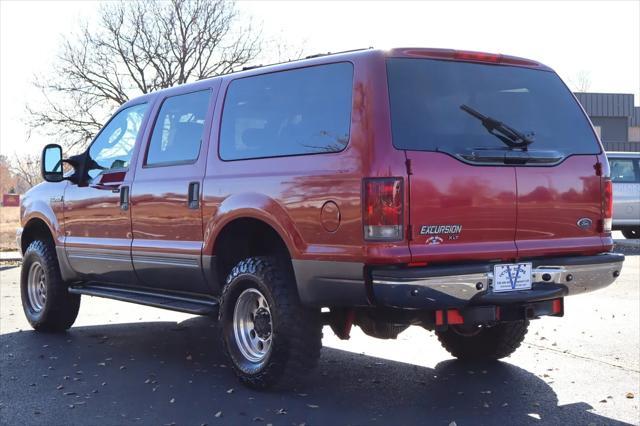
[20,48,624,388]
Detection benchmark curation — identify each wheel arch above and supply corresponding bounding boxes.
[203,192,306,257]
[21,216,57,255]
[211,216,294,288]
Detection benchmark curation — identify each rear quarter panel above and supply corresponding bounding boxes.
[201,51,409,264]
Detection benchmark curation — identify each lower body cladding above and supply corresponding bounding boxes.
[294,253,624,329]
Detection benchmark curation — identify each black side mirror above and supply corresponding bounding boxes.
[41,144,64,182]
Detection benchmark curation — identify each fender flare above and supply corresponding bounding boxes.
[21,201,62,249]
[202,192,306,258]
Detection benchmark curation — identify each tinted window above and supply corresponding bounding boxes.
[609,158,639,182]
[387,59,600,157]
[219,63,353,160]
[146,90,211,166]
[88,103,147,179]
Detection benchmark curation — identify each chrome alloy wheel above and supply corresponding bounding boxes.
[233,288,273,363]
[27,261,46,312]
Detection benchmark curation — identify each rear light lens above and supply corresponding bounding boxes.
[454,50,501,63]
[602,178,613,233]
[363,178,403,241]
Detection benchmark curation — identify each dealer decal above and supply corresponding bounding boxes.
[420,224,463,243]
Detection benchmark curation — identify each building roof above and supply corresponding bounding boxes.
[574,92,635,118]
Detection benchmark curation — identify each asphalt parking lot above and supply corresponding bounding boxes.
[0,253,638,426]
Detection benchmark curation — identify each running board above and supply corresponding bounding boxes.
[68,284,219,316]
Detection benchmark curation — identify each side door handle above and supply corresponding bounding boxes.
[188,182,200,209]
[120,185,130,211]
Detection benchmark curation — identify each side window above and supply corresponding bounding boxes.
[87,103,147,179]
[609,158,639,183]
[219,62,353,161]
[146,90,212,166]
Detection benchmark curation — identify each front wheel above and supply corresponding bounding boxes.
[622,227,639,239]
[219,257,322,389]
[20,240,80,332]
[436,320,529,361]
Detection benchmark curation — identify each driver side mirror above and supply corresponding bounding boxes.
[41,144,64,182]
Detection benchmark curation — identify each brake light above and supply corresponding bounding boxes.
[602,178,613,233]
[454,51,501,63]
[397,48,546,69]
[363,178,403,241]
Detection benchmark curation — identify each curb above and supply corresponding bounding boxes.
[0,252,22,262]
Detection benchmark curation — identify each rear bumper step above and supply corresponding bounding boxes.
[370,253,624,310]
[68,284,219,316]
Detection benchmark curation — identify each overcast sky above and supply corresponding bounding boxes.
[1,0,639,158]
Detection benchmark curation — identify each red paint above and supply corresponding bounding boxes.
[21,47,612,292]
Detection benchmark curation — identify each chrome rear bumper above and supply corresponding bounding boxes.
[370,253,624,310]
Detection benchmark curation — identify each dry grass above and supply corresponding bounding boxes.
[0,207,20,251]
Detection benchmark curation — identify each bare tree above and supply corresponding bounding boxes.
[570,70,592,93]
[28,0,262,151]
[0,155,18,195]
[10,153,42,192]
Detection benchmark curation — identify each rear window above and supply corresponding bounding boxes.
[609,158,639,183]
[387,58,600,157]
[219,62,353,161]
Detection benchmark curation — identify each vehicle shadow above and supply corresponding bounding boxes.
[0,316,631,426]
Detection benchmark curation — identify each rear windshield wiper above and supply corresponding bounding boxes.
[460,104,534,149]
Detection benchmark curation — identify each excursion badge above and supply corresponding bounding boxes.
[420,224,462,243]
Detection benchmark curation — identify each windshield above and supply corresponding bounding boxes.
[386,58,600,156]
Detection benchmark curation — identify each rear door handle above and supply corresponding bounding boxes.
[188,182,200,209]
[120,186,130,211]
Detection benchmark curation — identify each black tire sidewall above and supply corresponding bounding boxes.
[20,240,79,331]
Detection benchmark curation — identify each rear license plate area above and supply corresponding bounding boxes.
[492,263,532,293]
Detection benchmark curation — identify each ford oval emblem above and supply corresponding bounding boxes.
[577,218,593,230]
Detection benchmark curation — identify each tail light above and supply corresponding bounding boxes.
[363,178,403,241]
[601,178,613,233]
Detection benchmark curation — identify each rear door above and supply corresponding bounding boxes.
[386,57,604,262]
[387,58,518,263]
[130,85,218,294]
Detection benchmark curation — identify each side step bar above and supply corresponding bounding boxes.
[68,284,219,316]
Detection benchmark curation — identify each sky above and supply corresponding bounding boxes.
[1,0,639,159]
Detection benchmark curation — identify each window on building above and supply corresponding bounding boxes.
[593,126,602,140]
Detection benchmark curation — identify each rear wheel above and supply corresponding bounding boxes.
[622,227,639,239]
[436,320,529,361]
[20,240,80,332]
[219,256,322,389]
